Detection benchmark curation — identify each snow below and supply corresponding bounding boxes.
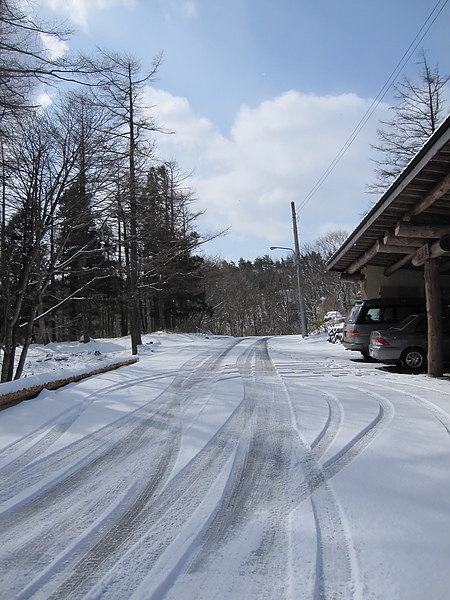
[0,332,449,599]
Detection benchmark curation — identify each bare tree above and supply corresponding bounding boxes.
[314,229,350,260]
[369,50,449,194]
[0,0,73,126]
[90,50,162,354]
[0,106,81,381]
[0,88,114,381]
[50,91,116,345]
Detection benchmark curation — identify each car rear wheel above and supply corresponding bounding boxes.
[400,347,427,372]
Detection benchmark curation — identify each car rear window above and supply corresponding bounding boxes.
[397,314,420,330]
[346,305,361,324]
[397,304,425,321]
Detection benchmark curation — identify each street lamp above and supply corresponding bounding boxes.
[270,243,308,338]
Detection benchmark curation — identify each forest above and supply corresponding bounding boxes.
[1,1,447,382]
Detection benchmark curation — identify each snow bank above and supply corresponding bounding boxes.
[0,357,138,409]
[0,338,143,409]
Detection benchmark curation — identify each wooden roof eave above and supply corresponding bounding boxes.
[326,114,450,275]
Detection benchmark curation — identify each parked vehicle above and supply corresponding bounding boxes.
[368,313,450,372]
[342,297,426,358]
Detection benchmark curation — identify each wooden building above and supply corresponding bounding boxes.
[327,114,450,376]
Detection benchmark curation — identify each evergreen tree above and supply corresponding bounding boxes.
[54,180,105,342]
[138,163,209,331]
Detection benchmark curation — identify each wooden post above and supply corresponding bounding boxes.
[424,258,443,377]
[291,202,308,337]
[360,278,368,300]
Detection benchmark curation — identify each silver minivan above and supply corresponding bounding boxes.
[342,297,426,358]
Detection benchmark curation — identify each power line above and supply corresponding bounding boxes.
[296,0,449,215]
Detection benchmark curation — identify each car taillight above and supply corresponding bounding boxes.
[346,329,359,338]
[374,336,389,346]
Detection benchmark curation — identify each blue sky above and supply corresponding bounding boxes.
[37,0,450,261]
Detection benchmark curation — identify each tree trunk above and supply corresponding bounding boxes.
[14,308,37,379]
[1,344,16,383]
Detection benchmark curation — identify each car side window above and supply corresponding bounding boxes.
[364,308,381,323]
[382,307,396,323]
[415,319,427,333]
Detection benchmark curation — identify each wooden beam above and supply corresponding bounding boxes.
[431,234,450,257]
[403,171,450,220]
[380,244,420,254]
[340,273,365,284]
[347,241,379,274]
[384,253,416,276]
[383,232,425,247]
[348,240,417,274]
[395,222,450,239]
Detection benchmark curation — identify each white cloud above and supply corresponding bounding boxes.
[36,91,54,109]
[145,87,390,260]
[44,0,135,31]
[40,32,69,59]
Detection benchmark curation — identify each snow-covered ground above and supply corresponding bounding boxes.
[0,332,449,599]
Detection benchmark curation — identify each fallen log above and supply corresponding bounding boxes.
[0,358,138,410]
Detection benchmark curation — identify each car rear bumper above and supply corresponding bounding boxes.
[343,341,366,352]
[369,347,401,362]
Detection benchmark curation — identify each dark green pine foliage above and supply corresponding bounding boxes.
[0,208,38,378]
[138,165,209,332]
[54,178,114,342]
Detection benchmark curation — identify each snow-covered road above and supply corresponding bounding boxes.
[0,333,449,599]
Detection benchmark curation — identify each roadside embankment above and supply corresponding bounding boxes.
[0,358,139,409]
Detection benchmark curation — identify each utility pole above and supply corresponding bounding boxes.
[291,201,308,337]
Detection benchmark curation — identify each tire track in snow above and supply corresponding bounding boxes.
[10,340,243,600]
[131,339,328,600]
[272,361,396,600]
[0,340,241,505]
[0,372,177,481]
[286,383,394,505]
[0,398,179,599]
[270,360,396,498]
[173,338,294,599]
[312,489,353,600]
[61,339,376,600]
[0,337,404,600]
[322,387,395,480]
[272,374,356,600]
[38,339,295,599]
[0,340,241,599]
[0,372,177,505]
[39,340,257,599]
[267,354,450,600]
[0,338,237,479]
[367,380,450,437]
